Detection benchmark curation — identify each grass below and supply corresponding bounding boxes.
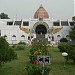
[0,46,75,75]
[0,46,30,75]
[49,47,75,75]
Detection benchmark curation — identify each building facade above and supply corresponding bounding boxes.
[0,5,75,44]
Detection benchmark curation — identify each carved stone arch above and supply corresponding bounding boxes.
[33,22,49,34]
[33,22,49,30]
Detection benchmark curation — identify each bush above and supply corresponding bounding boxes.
[26,39,51,75]
[29,55,37,63]
[58,42,75,63]
[18,41,26,45]
[7,47,17,60]
[29,39,49,63]
[70,44,75,48]
[58,43,74,53]
[0,37,17,66]
[12,44,26,51]
[25,64,41,75]
[60,38,68,42]
[25,64,51,75]
[15,45,25,50]
[30,39,48,55]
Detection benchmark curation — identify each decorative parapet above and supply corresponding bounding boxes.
[20,27,30,33]
[51,28,62,34]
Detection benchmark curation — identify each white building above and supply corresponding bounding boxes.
[0,5,75,44]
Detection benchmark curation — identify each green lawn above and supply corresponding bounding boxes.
[0,46,75,75]
[49,47,75,75]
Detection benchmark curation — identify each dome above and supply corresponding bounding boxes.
[34,5,49,19]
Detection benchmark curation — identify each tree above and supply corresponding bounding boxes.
[58,43,75,63]
[0,37,17,66]
[72,16,75,21]
[0,13,10,19]
[69,26,75,40]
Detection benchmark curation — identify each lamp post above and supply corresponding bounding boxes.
[62,52,68,68]
[42,57,45,75]
[37,56,50,75]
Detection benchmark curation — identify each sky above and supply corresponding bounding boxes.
[0,0,74,20]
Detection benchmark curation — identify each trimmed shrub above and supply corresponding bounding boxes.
[60,38,68,42]
[25,64,51,75]
[58,42,75,63]
[58,43,74,53]
[26,39,51,75]
[18,41,26,45]
[29,39,49,63]
[71,44,75,48]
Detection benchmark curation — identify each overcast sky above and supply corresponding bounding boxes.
[0,0,74,20]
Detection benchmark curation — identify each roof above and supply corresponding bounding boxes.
[34,5,49,19]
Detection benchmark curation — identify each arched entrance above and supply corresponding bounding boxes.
[35,24,47,34]
[33,22,49,35]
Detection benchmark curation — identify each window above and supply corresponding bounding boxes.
[39,18,43,21]
[21,35,25,37]
[57,35,61,37]
[66,35,69,37]
[12,35,16,37]
[28,36,30,40]
[53,22,60,26]
[70,22,75,26]
[49,36,51,38]
[21,35,25,39]
[7,21,13,25]
[31,36,33,38]
[14,21,21,25]
[23,21,29,26]
[4,35,7,39]
[12,35,16,40]
[61,21,69,26]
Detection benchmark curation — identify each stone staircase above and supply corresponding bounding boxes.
[36,34,45,38]
[33,34,48,43]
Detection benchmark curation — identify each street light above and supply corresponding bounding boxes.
[62,52,68,68]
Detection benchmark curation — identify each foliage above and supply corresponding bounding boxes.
[72,16,75,21]
[58,43,75,63]
[12,42,26,50]
[27,39,51,75]
[0,47,75,75]
[25,64,51,75]
[58,43,71,52]
[71,44,75,47]
[69,26,75,40]
[18,41,26,45]
[16,45,25,50]
[0,37,17,66]
[31,39,48,55]
[29,39,49,63]
[25,64,41,75]
[0,13,9,19]
[60,38,68,42]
